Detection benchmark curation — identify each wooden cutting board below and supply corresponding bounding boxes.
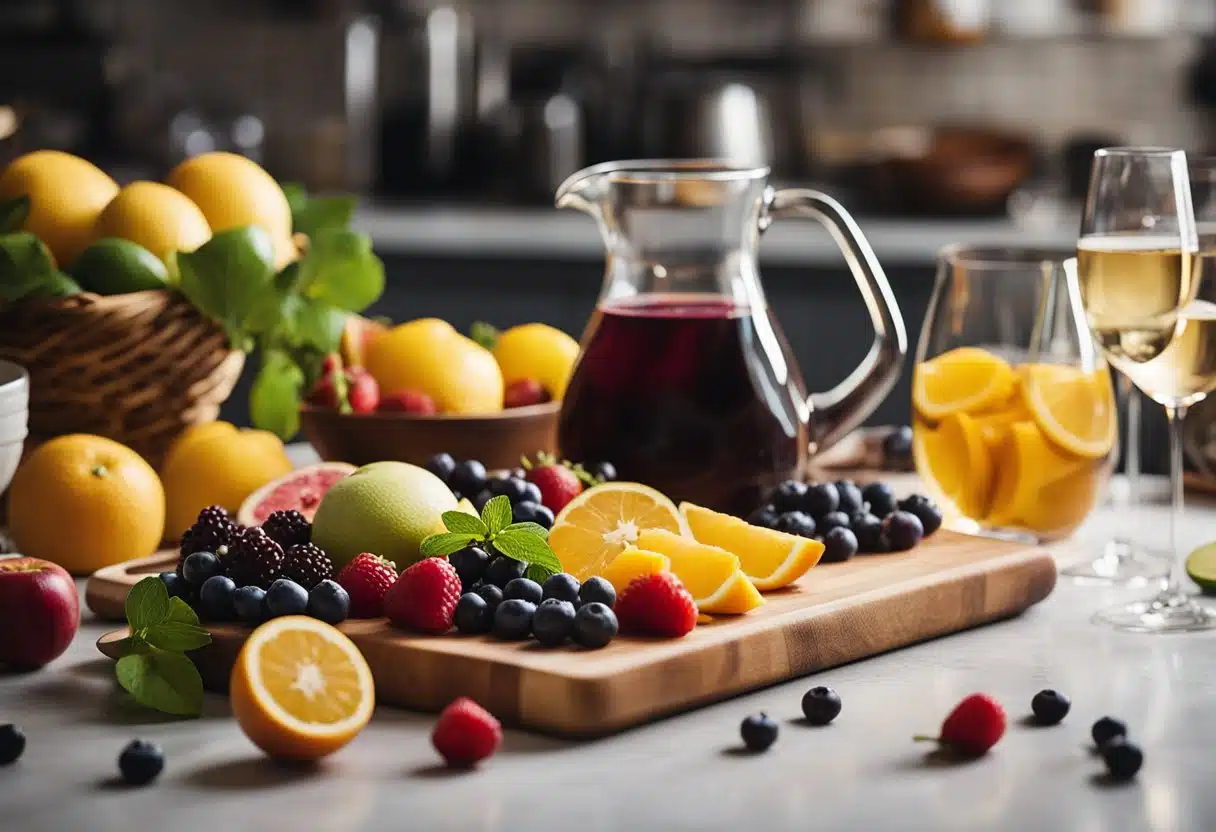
[88,531,1055,737]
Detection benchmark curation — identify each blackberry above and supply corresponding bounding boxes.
[177,505,236,571]
[261,510,312,548]
[226,527,285,589]
[280,543,334,590]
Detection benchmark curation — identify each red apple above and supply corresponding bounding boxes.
[0,556,80,669]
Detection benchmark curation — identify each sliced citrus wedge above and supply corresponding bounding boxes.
[913,346,1018,422]
[678,502,824,591]
[230,615,375,761]
[549,482,687,580]
[1021,363,1116,459]
[635,528,764,614]
[600,548,671,595]
[696,570,766,615]
[984,420,1092,530]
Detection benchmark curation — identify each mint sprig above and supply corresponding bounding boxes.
[420,495,562,579]
[115,577,212,717]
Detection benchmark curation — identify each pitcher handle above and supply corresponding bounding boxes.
[763,187,907,451]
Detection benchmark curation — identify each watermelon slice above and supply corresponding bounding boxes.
[236,462,355,527]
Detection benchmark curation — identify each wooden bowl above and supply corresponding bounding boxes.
[299,402,560,470]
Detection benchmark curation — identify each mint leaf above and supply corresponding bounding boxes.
[166,596,201,626]
[420,531,479,558]
[125,577,171,631]
[526,563,556,583]
[469,321,499,351]
[442,511,487,537]
[0,196,29,234]
[502,521,549,540]
[0,232,57,301]
[490,529,562,573]
[250,349,304,439]
[143,621,212,653]
[481,496,512,536]
[296,228,384,312]
[116,650,205,717]
[176,226,277,348]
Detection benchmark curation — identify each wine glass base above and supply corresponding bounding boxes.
[1060,539,1171,586]
[1092,592,1216,633]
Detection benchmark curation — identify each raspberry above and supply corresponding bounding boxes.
[383,557,462,634]
[915,693,1007,757]
[335,553,398,618]
[614,572,698,638]
[225,527,285,589]
[177,505,236,573]
[280,543,334,590]
[432,697,502,767]
[261,509,312,548]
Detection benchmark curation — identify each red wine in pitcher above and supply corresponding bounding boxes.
[558,294,808,516]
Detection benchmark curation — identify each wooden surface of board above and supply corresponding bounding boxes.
[88,531,1056,737]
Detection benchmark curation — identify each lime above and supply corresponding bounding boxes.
[1185,542,1216,593]
[71,238,169,295]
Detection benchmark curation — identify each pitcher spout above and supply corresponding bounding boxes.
[555,162,616,215]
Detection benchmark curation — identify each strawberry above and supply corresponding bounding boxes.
[915,693,1007,756]
[384,556,462,634]
[432,697,502,767]
[614,572,698,638]
[308,373,341,409]
[320,353,342,376]
[504,378,550,409]
[380,389,438,415]
[335,553,397,618]
[346,368,380,413]
[522,452,590,514]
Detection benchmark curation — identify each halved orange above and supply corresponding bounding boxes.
[679,502,824,591]
[549,482,687,580]
[1021,363,1116,459]
[635,528,764,614]
[230,616,375,761]
[913,346,1018,422]
[600,548,671,595]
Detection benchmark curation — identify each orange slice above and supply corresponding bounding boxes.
[600,548,671,595]
[678,502,824,591]
[984,420,1092,530]
[1021,363,1116,459]
[914,411,994,519]
[696,570,766,615]
[549,482,687,580]
[635,528,764,614]
[230,616,375,761]
[913,346,1018,421]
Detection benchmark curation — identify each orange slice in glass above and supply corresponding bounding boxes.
[1021,363,1116,459]
[913,346,1018,422]
[635,528,764,615]
[984,420,1093,530]
[678,502,824,590]
[548,482,687,580]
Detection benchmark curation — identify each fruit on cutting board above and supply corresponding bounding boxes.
[490,322,580,401]
[679,502,824,591]
[634,528,764,615]
[161,421,293,540]
[236,461,355,527]
[0,557,79,668]
[311,461,457,570]
[8,434,164,573]
[599,549,671,596]
[229,615,375,761]
[614,571,698,637]
[364,318,504,414]
[93,180,212,265]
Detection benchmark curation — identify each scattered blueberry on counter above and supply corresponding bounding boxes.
[740,713,779,752]
[801,686,842,726]
[0,724,25,765]
[1030,689,1071,726]
[118,740,164,786]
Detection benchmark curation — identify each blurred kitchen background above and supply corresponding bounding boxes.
[5,0,1216,471]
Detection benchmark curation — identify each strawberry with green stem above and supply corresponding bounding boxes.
[521,452,603,514]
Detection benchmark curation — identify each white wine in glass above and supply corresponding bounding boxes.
[1121,299,1216,406]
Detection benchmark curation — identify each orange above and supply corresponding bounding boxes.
[679,502,824,591]
[8,434,164,574]
[161,421,293,540]
[599,548,671,595]
[93,181,211,265]
[984,420,1093,530]
[635,529,764,615]
[365,319,503,414]
[491,323,581,400]
[913,346,1018,422]
[230,616,374,761]
[1021,363,1116,459]
[549,482,687,580]
[913,411,995,519]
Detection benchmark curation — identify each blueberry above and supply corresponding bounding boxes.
[425,452,457,482]
[492,598,536,640]
[118,739,164,786]
[233,586,267,625]
[818,512,851,536]
[542,572,581,604]
[199,575,237,621]
[1092,716,1127,748]
[770,480,808,514]
[801,686,842,725]
[0,724,25,765]
[449,459,487,498]
[521,481,544,505]
[1030,689,1071,726]
[578,576,617,609]
[572,601,618,648]
[503,577,543,605]
[454,592,494,634]
[592,461,617,482]
[472,489,494,512]
[851,513,887,553]
[834,480,864,515]
[159,572,191,600]
[484,556,527,588]
[883,511,924,551]
[491,477,528,503]
[306,580,350,624]
[532,599,577,646]
[181,551,223,587]
[740,713,778,752]
[474,583,504,610]
[773,511,816,538]
[860,482,898,518]
[513,500,555,529]
[265,579,309,618]
[449,545,490,589]
[746,504,779,529]
[898,494,943,537]
[801,482,840,519]
[1102,739,1144,780]
[820,527,858,563]
[882,426,913,464]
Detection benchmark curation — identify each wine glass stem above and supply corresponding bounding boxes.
[1125,382,1141,504]
[1164,402,1189,598]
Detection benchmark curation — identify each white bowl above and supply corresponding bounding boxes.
[0,438,23,493]
[0,362,28,412]
[0,410,27,442]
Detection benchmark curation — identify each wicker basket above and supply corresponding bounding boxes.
[0,290,244,467]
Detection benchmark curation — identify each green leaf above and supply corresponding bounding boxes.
[286,296,346,353]
[116,650,205,717]
[526,563,556,583]
[165,596,201,626]
[0,232,58,301]
[143,620,212,653]
[502,521,550,540]
[469,321,499,351]
[490,530,562,573]
[176,225,277,347]
[109,635,147,659]
[250,349,305,440]
[481,496,513,536]
[125,577,171,631]
[294,196,356,239]
[281,181,309,216]
[419,531,479,558]
[0,196,30,234]
[295,228,384,312]
[442,511,487,537]
[24,270,82,299]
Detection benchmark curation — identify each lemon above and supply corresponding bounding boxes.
[913,346,1018,422]
[0,150,119,267]
[94,181,211,265]
[1186,543,1216,593]
[365,319,503,414]
[71,238,169,295]
[492,323,581,400]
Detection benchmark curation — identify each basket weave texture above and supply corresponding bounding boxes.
[0,289,244,466]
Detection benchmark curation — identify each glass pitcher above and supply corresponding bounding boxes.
[555,160,906,516]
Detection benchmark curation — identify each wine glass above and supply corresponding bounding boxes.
[1076,147,1215,632]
